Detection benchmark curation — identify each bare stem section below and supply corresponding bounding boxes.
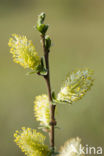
[41,34,56,152]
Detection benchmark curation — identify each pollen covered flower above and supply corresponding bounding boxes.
[34,95,50,129]
[59,137,85,156]
[14,127,50,156]
[57,68,94,104]
[8,34,41,70]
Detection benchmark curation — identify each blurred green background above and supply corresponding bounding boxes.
[0,0,104,155]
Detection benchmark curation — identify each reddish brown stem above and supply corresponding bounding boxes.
[41,34,56,152]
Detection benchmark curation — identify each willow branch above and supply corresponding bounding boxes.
[41,34,56,152]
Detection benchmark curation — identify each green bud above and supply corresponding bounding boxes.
[36,24,49,34]
[36,57,47,76]
[45,35,51,50]
[36,12,49,34]
[38,12,46,24]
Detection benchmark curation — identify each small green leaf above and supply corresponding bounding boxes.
[41,56,46,68]
[37,12,46,24]
[36,24,49,34]
[45,35,51,50]
[40,68,48,76]
[52,91,56,100]
[36,57,48,76]
[26,70,38,75]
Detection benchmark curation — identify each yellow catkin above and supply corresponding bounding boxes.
[57,68,94,104]
[8,34,41,70]
[59,137,85,156]
[34,95,50,129]
[14,127,50,156]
